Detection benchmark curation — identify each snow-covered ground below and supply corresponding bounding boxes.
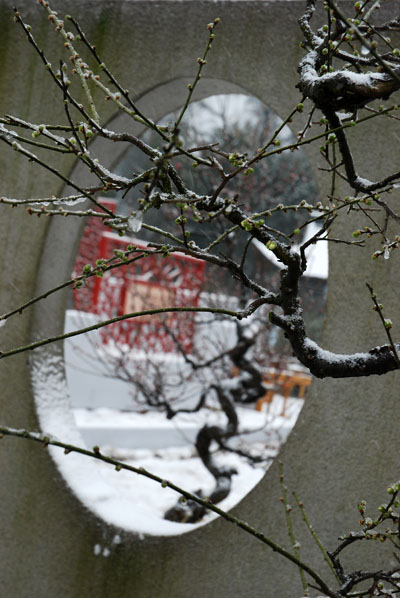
[70,396,303,534]
[61,309,305,535]
[73,397,299,449]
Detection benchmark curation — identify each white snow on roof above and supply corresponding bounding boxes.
[254,221,328,280]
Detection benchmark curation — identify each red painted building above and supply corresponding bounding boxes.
[72,199,205,353]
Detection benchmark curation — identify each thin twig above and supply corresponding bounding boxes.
[0,425,335,597]
[279,462,310,595]
[366,283,400,369]
[293,491,342,585]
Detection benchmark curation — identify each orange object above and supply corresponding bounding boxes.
[256,371,311,415]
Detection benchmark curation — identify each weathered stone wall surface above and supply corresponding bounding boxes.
[1,1,400,596]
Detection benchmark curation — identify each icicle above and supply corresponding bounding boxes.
[55,196,87,207]
[128,210,143,233]
[384,245,390,260]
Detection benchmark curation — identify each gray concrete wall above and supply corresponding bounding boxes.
[1,1,400,596]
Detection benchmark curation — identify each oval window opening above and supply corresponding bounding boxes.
[64,93,327,533]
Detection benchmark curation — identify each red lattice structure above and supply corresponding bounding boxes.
[72,199,206,353]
